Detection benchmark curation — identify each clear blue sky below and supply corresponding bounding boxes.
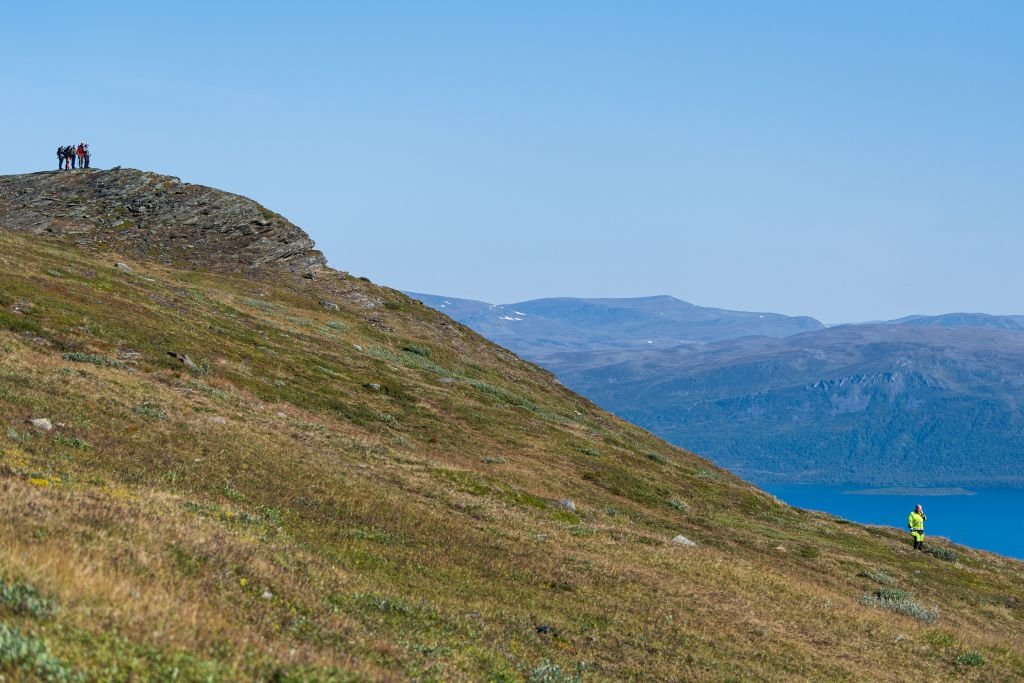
[4,1,1022,322]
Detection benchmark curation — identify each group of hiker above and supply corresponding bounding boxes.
[57,143,90,170]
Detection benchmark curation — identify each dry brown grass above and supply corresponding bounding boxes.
[0,229,1022,681]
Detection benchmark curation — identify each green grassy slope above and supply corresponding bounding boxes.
[0,182,1022,680]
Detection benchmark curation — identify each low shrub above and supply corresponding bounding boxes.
[860,588,938,624]
[53,435,91,451]
[858,569,896,586]
[955,651,985,667]
[925,547,958,562]
[62,352,123,369]
[402,344,432,357]
[0,577,57,619]
[0,623,80,682]
[925,630,955,647]
[875,587,910,601]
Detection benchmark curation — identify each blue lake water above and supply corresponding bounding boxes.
[757,483,1024,561]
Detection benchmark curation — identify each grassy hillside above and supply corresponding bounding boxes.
[0,181,1022,680]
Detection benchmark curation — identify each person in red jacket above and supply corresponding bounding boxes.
[77,143,85,169]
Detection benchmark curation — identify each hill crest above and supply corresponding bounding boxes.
[0,168,326,275]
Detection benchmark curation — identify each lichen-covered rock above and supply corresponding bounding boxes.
[0,168,326,274]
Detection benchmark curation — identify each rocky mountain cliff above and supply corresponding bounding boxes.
[0,168,326,274]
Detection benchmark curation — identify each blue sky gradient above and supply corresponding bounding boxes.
[3,2,1022,322]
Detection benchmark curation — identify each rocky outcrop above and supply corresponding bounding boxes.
[0,168,326,275]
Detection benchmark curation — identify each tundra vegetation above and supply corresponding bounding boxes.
[0,172,1022,680]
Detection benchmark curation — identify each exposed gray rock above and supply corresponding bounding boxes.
[114,262,133,272]
[167,351,198,371]
[319,300,339,311]
[558,499,577,512]
[28,418,53,431]
[671,535,697,547]
[0,169,326,274]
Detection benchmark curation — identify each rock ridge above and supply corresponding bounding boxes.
[0,168,327,274]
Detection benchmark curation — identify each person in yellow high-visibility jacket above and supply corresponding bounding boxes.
[908,504,926,550]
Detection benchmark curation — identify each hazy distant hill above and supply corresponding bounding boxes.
[546,323,1024,486]
[413,293,1024,487]
[886,312,1024,331]
[407,292,824,358]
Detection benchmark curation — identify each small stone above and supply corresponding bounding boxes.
[261,591,273,600]
[438,377,457,384]
[275,412,287,418]
[352,344,363,351]
[319,300,339,311]
[535,624,552,634]
[28,418,53,431]
[775,545,787,553]
[115,262,133,272]
[365,383,382,391]
[558,499,577,512]
[671,535,697,547]
[208,416,227,425]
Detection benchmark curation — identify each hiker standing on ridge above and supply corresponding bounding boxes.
[57,145,65,170]
[908,504,926,550]
[68,145,76,169]
[76,143,85,169]
[82,143,90,168]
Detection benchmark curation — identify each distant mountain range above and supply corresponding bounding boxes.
[410,293,1024,486]
[406,293,824,359]
[886,312,1024,330]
